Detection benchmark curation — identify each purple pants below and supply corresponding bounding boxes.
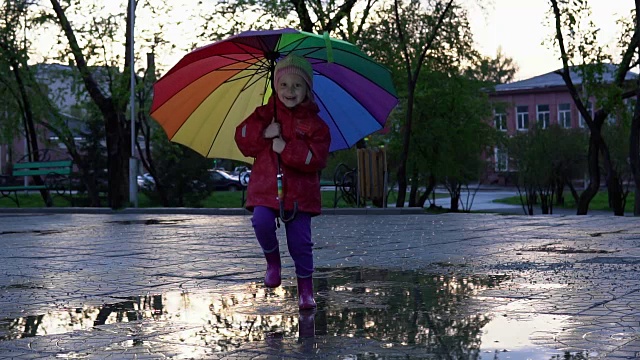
[251,206,314,278]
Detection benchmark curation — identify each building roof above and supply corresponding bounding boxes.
[494,63,638,92]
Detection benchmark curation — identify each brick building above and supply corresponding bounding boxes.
[485,64,637,185]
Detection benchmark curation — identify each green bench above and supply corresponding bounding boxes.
[0,160,74,207]
[319,179,334,187]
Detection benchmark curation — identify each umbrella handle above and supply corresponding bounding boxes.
[280,200,298,223]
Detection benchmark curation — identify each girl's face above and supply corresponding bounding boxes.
[277,73,307,108]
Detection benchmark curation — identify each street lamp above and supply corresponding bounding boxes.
[128,0,138,207]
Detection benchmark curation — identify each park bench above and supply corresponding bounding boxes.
[0,160,74,207]
[326,147,388,208]
[331,163,358,207]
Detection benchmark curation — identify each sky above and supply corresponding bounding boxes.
[31,1,635,83]
[152,0,633,81]
[465,0,634,81]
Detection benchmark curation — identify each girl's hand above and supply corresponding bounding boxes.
[264,122,280,139]
[272,137,286,154]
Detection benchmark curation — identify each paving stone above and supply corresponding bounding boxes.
[0,212,639,358]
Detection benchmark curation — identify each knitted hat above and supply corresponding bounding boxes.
[274,54,313,90]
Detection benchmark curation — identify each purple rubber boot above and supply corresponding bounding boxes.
[297,277,316,310]
[264,251,281,288]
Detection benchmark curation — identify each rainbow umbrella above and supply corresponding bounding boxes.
[150,28,398,163]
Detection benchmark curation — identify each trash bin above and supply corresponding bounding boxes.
[356,147,387,207]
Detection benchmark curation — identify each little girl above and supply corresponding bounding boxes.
[234,54,331,310]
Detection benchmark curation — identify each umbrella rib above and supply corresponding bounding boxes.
[277,37,336,61]
[277,34,388,147]
[205,68,271,158]
[214,56,264,71]
[279,36,383,66]
[204,36,276,159]
[223,64,270,89]
[310,85,352,150]
[280,43,391,79]
[274,34,391,85]
[313,64,395,124]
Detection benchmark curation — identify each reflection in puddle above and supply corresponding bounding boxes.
[0,268,583,358]
[480,306,571,359]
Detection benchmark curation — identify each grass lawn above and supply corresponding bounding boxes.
[0,190,376,209]
[0,189,451,209]
[493,191,636,212]
[3,189,631,213]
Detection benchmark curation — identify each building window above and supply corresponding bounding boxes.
[579,101,592,128]
[537,104,550,129]
[494,147,508,172]
[494,112,507,131]
[558,103,571,128]
[516,106,529,131]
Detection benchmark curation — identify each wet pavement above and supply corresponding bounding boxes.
[0,211,639,359]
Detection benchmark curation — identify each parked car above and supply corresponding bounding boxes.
[137,173,155,190]
[232,166,250,176]
[238,169,251,186]
[210,169,245,191]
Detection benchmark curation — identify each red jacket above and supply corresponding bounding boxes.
[235,97,331,216]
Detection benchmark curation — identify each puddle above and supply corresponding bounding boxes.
[106,219,188,225]
[523,244,613,254]
[0,229,66,236]
[0,268,579,358]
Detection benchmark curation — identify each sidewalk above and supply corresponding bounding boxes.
[0,211,638,359]
[431,188,624,216]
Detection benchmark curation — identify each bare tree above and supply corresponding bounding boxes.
[549,0,639,215]
[47,0,136,209]
[0,0,52,205]
[392,0,455,208]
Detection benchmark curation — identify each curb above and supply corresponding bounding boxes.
[0,207,426,215]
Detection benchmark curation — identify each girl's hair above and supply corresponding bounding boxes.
[305,87,315,104]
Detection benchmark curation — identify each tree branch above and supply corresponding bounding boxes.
[289,0,313,32]
[324,0,359,32]
[412,0,454,85]
[49,0,111,112]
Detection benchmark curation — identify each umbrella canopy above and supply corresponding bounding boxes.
[150,28,398,163]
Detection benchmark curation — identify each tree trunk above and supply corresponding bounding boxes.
[50,0,129,209]
[539,186,554,215]
[449,195,459,212]
[447,181,461,212]
[526,189,535,215]
[540,192,549,214]
[3,47,53,206]
[630,87,640,216]
[395,84,414,208]
[74,160,102,207]
[408,165,419,207]
[105,112,130,209]
[554,178,565,206]
[566,177,580,204]
[417,174,436,208]
[599,125,625,216]
[577,133,600,214]
[607,173,625,216]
